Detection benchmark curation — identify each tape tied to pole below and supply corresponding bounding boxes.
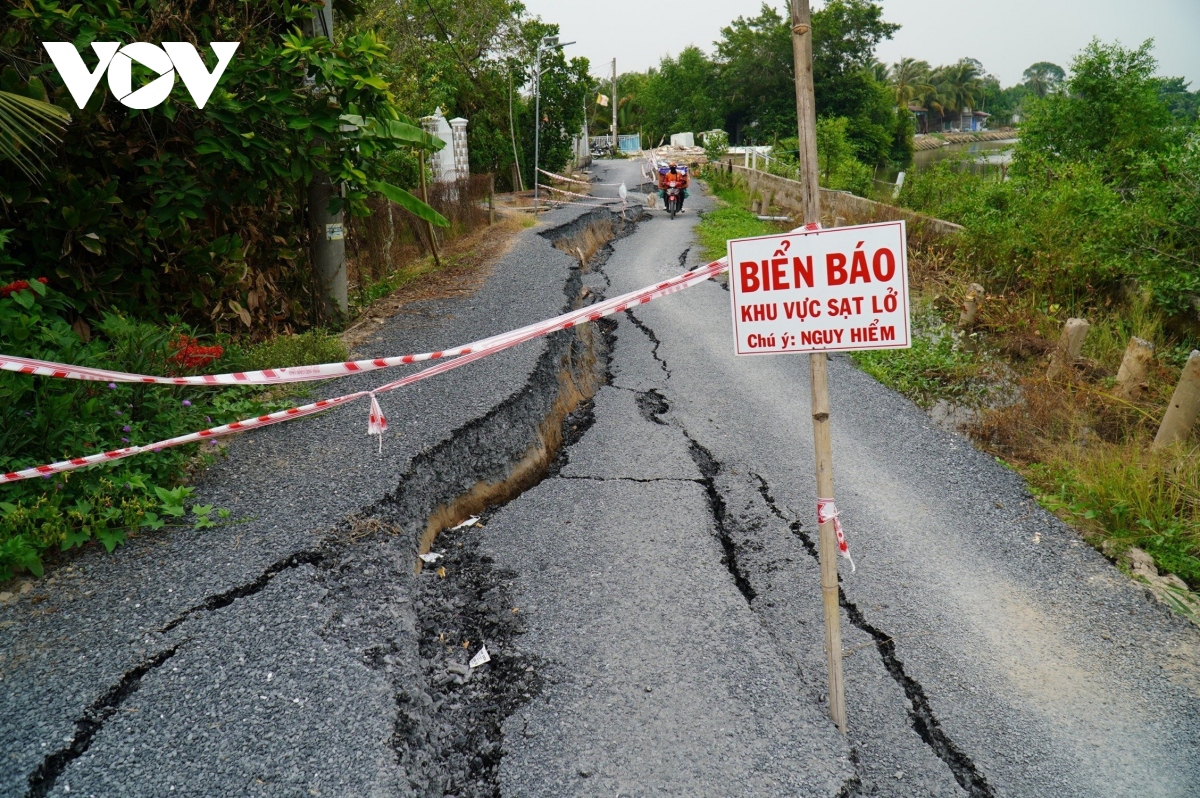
[367,392,387,454]
[817,497,855,572]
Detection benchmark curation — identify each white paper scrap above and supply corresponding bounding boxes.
[452,516,480,530]
[418,552,443,564]
[469,645,491,669]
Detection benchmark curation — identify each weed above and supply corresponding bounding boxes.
[696,175,789,261]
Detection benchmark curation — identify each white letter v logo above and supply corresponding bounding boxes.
[163,42,239,110]
[43,42,121,109]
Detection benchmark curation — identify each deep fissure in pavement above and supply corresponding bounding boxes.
[26,647,178,798]
[753,474,994,797]
[623,310,669,375]
[372,208,633,796]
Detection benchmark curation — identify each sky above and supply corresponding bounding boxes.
[519,0,1200,88]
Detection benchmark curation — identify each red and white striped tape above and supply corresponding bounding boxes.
[1,254,731,482]
[817,498,855,572]
[3,222,821,483]
[536,167,620,187]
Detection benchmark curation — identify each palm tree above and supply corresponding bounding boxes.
[0,90,70,180]
[889,57,934,108]
[936,60,983,127]
[868,59,890,85]
[1022,62,1065,98]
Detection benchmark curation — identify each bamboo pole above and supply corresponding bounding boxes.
[791,0,847,735]
[418,165,441,270]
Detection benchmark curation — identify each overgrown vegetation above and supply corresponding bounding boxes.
[696,172,789,262]
[0,276,347,579]
[861,40,1200,599]
[2,0,446,334]
[0,0,587,581]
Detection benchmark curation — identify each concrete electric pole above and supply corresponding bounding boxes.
[306,0,348,319]
[611,58,618,159]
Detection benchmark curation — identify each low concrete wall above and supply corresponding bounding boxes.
[725,164,964,239]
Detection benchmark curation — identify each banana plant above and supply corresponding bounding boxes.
[339,112,450,227]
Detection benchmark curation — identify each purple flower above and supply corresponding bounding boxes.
[205,416,212,424]
[209,440,219,446]
[152,447,162,453]
[182,400,192,407]
[114,410,122,416]
[107,382,117,389]
[123,425,131,432]
[121,437,130,443]
[41,474,52,479]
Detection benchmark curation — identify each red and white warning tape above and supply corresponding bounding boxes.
[1,251,743,483]
[817,498,855,572]
[3,222,828,500]
[537,183,611,202]
[536,167,621,187]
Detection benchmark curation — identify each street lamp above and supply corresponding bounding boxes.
[533,35,574,211]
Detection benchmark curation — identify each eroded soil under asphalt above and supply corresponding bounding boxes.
[2,162,1199,798]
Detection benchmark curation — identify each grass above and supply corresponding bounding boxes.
[857,269,1200,601]
[696,174,790,261]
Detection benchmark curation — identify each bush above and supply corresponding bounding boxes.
[0,278,296,580]
[703,130,729,163]
[1,1,442,334]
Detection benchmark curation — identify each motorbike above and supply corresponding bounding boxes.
[663,184,683,219]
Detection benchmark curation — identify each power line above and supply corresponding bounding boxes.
[420,0,471,71]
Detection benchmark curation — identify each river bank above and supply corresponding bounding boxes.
[913,128,1018,151]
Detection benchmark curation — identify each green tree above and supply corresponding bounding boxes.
[1016,39,1180,184]
[889,58,934,108]
[935,59,984,120]
[715,3,796,143]
[2,0,443,331]
[1022,61,1065,98]
[811,0,902,165]
[639,47,725,146]
[1155,76,1200,121]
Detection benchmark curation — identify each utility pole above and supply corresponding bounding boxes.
[611,58,618,159]
[306,0,347,318]
[790,0,847,734]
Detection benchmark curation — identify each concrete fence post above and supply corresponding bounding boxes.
[957,283,985,329]
[1152,350,1200,450]
[1113,337,1155,402]
[1047,318,1090,380]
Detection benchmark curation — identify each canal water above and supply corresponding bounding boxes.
[877,138,1017,185]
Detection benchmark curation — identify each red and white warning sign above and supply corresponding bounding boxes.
[728,221,910,355]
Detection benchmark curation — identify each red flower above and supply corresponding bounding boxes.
[36,277,48,284]
[168,335,224,373]
[1,280,31,298]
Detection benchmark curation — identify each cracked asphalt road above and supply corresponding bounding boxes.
[3,160,1200,797]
